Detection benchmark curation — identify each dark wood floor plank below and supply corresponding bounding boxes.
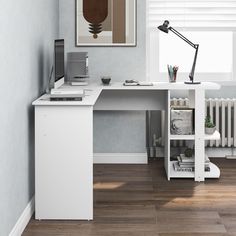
[23,158,236,236]
[94,204,156,218]
[159,233,236,236]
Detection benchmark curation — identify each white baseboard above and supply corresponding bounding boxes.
[9,196,35,236]
[94,153,148,164]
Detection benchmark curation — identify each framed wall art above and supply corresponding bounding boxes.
[75,0,136,46]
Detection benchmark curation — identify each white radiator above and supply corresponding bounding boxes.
[205,98,236,148]
[159,98,236,148]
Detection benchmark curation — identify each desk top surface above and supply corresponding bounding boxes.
[33,82,221,106]
[86,82,220,90]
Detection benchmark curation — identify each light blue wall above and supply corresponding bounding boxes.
[0,1,59,235]
[94,111,146,153]
[59,0,147,153]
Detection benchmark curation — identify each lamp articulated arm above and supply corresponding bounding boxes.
[169,27,197,49]
[169,27,199,83]
[189,44,199,83]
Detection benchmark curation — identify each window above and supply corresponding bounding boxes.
[147,0,236,83]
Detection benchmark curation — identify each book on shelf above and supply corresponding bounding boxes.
[179,154,210,163]
[177,156,194,166]
[173,162,211,172]
[179,154,194,163]
[173,162,194,172]
[174,153,211,172]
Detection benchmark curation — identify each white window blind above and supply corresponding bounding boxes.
[147,0,236,30]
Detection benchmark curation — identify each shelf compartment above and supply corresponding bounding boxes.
[170,161,220,179]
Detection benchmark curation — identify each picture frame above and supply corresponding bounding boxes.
[75,0,137,47]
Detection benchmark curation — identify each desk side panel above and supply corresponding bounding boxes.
[194,90,205,182]
[164,91,170,180]
[35,105,93,220]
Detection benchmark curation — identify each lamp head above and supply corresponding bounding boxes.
[158,20,170,33]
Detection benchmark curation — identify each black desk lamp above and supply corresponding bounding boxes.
[158,20,200,84]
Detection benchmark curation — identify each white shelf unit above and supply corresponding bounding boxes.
[165,91,221,181]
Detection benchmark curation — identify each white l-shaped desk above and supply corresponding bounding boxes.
[33,82,221,220]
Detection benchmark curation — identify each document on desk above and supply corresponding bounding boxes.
[123,81,153,86]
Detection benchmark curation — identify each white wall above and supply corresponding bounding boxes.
[59,0,147,153]
[0,0,59,235]
[94,111,146,153]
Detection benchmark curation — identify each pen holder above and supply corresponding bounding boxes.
[168,73,177,83]
[167,65,178,83]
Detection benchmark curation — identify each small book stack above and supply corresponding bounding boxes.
[173,154,210,172]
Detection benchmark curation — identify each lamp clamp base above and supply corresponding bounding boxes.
[184,81,201,85]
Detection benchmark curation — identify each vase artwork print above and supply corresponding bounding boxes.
[76,0,136,46]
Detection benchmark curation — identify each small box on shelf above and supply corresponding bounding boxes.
[170,108,194,135]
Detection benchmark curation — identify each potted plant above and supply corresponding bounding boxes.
[184,148,193,157]
[205,115,216,135]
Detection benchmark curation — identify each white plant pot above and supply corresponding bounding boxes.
[205,126,216,135]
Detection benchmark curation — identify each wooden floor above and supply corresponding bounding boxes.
[23,159,236,236]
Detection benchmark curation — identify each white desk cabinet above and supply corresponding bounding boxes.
[35,105,93,220]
